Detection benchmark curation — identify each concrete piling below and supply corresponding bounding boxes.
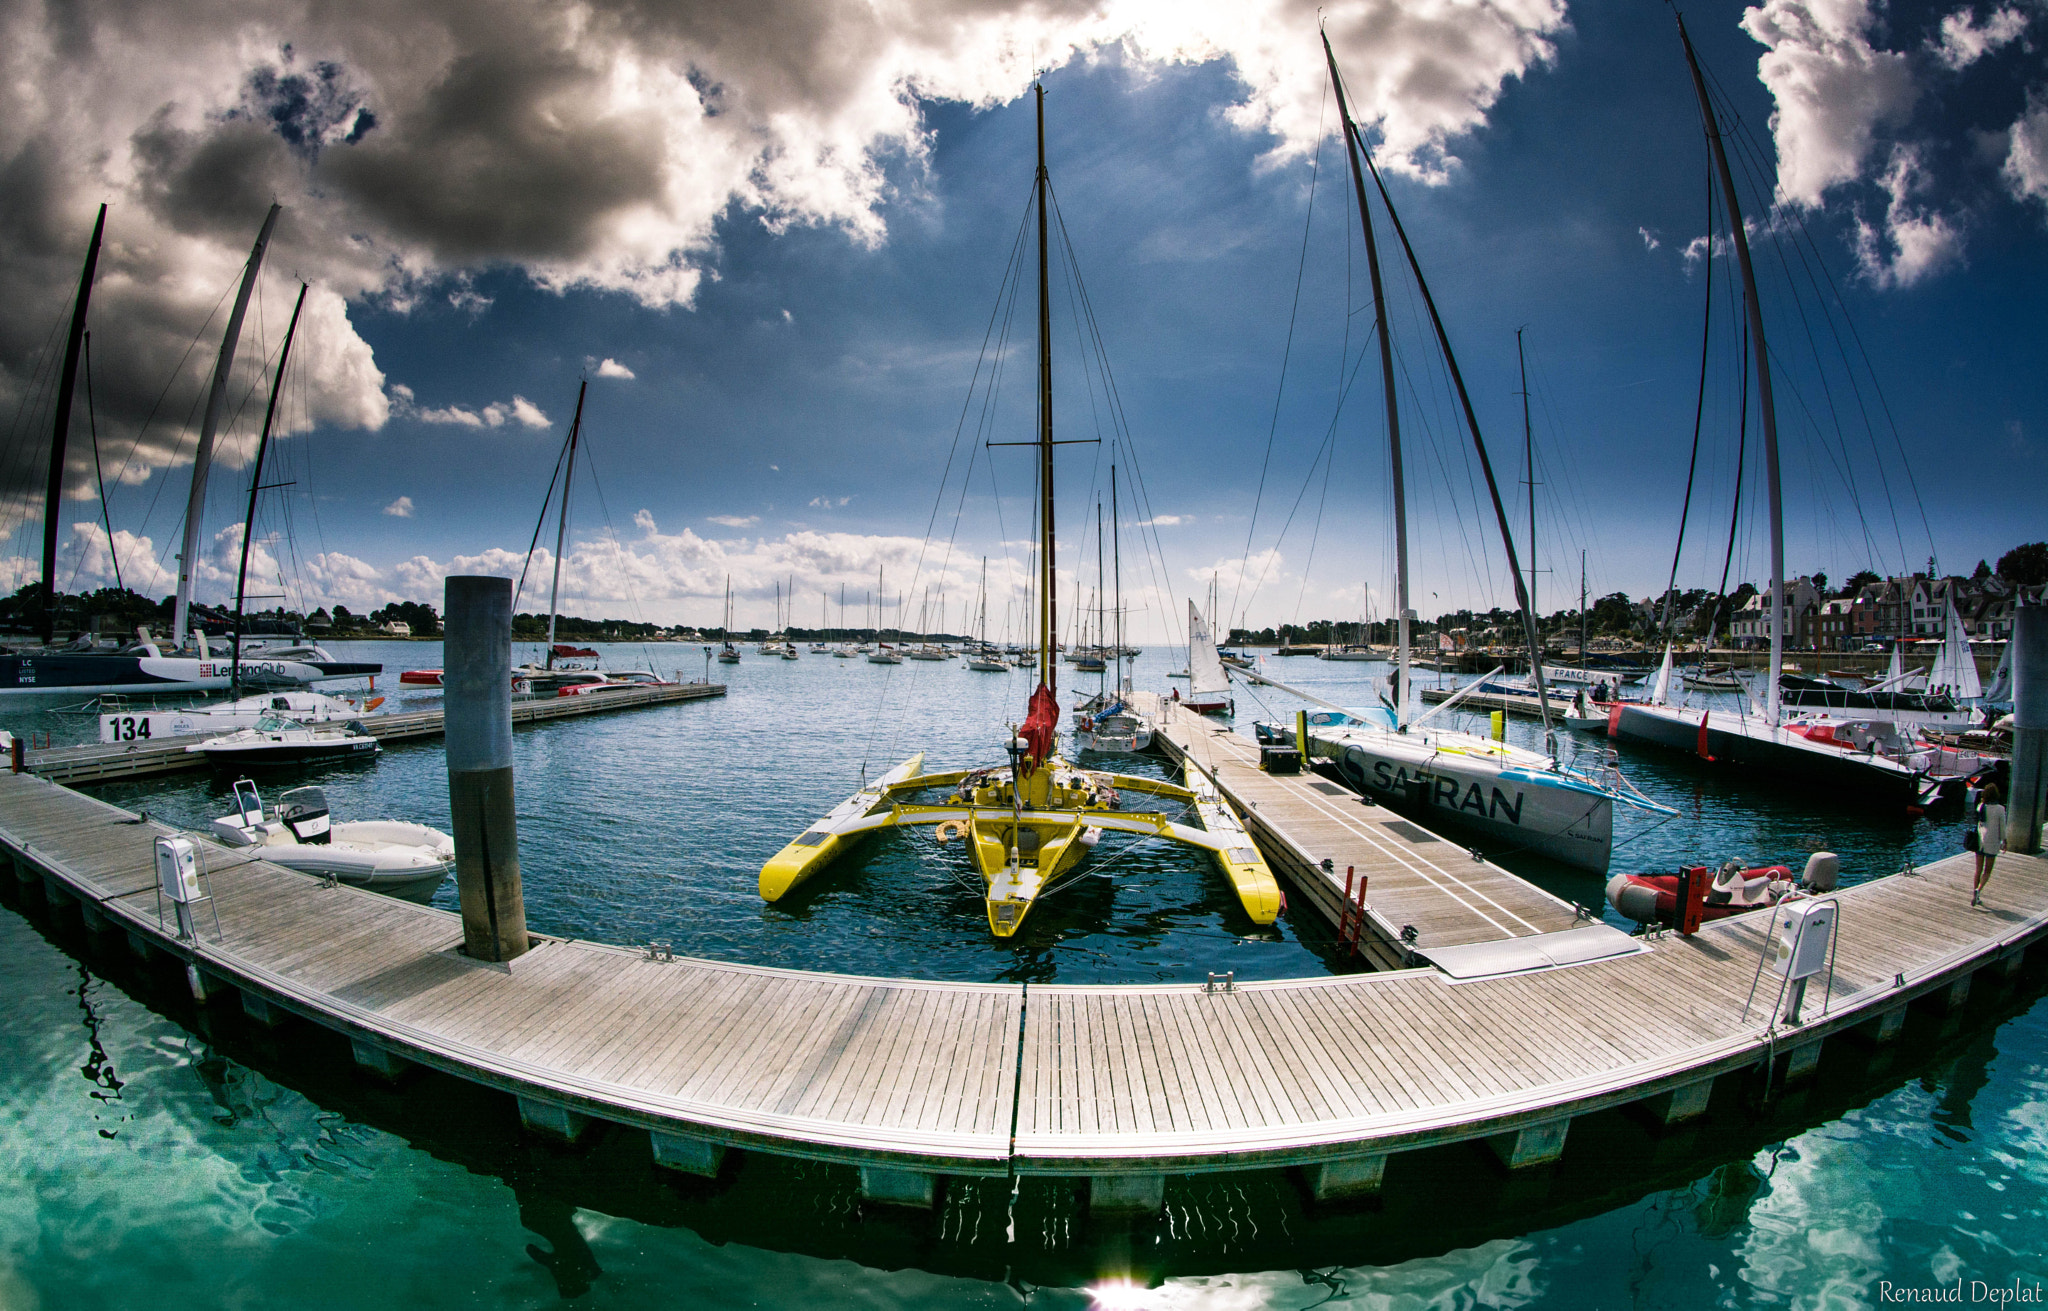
[2010,607,2045,854]
[444,575,529,963]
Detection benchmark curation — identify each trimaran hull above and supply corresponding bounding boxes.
[0,653,379,697]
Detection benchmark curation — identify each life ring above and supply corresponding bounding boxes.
[935,819,967,843]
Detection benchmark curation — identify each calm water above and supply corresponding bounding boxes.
[2,640,2040,1307]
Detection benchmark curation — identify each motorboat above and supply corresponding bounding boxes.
[209,779,451,902]
[1606,852,1838,928]
[99,689,385,745]
[184,716,379,767]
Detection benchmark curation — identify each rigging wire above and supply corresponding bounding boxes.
[1228,84,1328,635]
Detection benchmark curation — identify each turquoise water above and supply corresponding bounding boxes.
[2,641,2041,1306]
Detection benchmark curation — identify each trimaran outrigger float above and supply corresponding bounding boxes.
[760,84,1281,938]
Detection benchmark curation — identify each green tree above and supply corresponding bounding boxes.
[1843,570,1880,595]
[1996,542,2048,586]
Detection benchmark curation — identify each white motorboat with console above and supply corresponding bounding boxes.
[209,780,452,902]
[100,689,386,744]
[185,716,379,767]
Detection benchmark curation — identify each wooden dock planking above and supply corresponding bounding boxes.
[6,768,2047,1190]
[1144,697,1581,952]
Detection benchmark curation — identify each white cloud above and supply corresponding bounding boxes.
[596,358,636,380]
[807,495,852,508]
[383,496,414,517]
[633,509,658,534]
[1852,146,1961,287]
[708,514,759,528]
[507,395,550,428]
[417,405,485,427]
[399,393,549,429]
[1932,6,2029,70]
[2004,95,2048,207]
[1742,0,1919,209]
[1138,514,1186,526]
[1638,226,1660,251]
[1,0,1565,510]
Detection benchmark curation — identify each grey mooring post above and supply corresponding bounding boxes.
[445,576,529,961]
[2010,606,2047,854]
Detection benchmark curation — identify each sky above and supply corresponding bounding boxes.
[1,0,2043,644]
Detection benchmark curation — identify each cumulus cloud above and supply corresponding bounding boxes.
[595,357,635,379]
[1932,6,2028,70]
[1742,0,1919,209]
[2005,95,2048,206]
[384,495,414,517]
[394,391,550,428]
[1852,146,1961,286]
[2,0,1565,522]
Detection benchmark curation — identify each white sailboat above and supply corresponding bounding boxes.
[1181,600,1234,716]
[1613,19,1935,810]
[1275,35,1673,874]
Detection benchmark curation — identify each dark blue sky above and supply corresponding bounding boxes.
[17,0,2044,636]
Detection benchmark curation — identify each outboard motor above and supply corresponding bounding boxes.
[1802,851,1839,892]
[277,786,332,844]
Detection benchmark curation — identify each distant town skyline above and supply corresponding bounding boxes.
[3,0,2043,644]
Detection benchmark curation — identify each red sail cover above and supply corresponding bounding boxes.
[1019,682,1058,774]
[552,644,599,658]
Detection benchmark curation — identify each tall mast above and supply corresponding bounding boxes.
[1034,82,1057,697]
[1333,45,1555,750]
[1322,32,1411,727]
[230,282,308,699]
[1519,328,1537,656]
[546,379,587,661]
[1111,464,1124,690]
[1095,497,1107,692]
[175,203,281,647]
[1680,16,1784,726]
[41,204,106,644]
[1579,550,1589,674]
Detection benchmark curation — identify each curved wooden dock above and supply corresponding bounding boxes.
[3,767,2042,1212]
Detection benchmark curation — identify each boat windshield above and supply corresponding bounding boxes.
[253,715,303,731]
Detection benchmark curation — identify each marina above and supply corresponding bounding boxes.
[4,663,2041,1209]
[2,2,2044,1303]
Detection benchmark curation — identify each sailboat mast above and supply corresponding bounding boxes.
[1579,550,1589,673]
[546,379,587,660]
[230,282,308,699]
[41,204,106,645]
[1111,464,1124,691]
[174,203,282,647]
[1334,60,1555,748]
[1035,82,1057,698]
[1519,328,1537,652]
[1322,33,1411,727]
[1679,16,1784,726]
[1095,497,1107,692]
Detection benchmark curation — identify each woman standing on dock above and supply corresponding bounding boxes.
[1973,784,2005,906]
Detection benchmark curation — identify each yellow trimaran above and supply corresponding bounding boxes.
[761,85,1280,939]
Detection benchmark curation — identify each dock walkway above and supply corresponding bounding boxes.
[1143,696,1582,968]
[5,767,2042,1210]
[23,682,726,786]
